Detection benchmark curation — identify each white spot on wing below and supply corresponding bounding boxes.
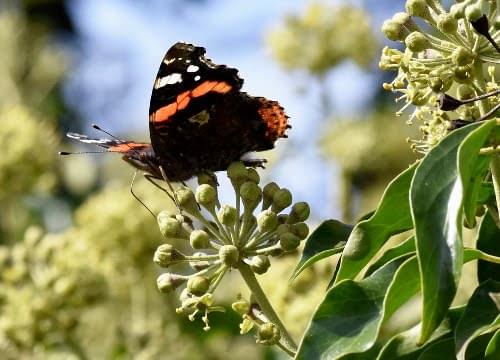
[187,65,199,73]
[155,73,183,88]
[194,75,201,81]
[164,58,175,65]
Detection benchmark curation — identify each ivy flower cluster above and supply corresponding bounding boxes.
[152,162,309,349]
[380,0,500,153]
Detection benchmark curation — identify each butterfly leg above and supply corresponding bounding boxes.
[130,170,156,218]
[159,166,183,213]
[144,174,178,206]
[242,158,267,169]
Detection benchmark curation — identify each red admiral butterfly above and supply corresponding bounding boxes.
[62,42,290,183]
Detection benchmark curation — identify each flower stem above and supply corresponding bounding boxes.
[237,263,297,356]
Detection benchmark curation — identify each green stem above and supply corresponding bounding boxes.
[237,263,297,356]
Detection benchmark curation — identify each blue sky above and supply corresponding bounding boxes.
[64,0,399,219]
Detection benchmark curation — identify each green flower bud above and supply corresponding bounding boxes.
[246,168,260,184]
[257,323,281,345]
[257,210,278,232]
[276,223,291,236]
[195,184,217,209]
[288,202,311,223]
[392,12,418,31]
[190,230,210,249]
[437,13,458,33]
[262,182,280,209]
[271,188,292,213]
[292,222,310,240]
[279,232,301,251]
[240,181,262,212]
[227,161,248,188]
[157,273,186,293]
[457,84,475,100]
[232,299,250,315]
[187,275,210,296]
[451,46,475,66]
[405,0,431,21]
[217,205,238,226]
[494,16,500,30]
[277,214,289,224]
[405,31,431,52]
[176,186,200,216]
[157,211,181,237]
[454,65,472,83]
[450,3,467,19]
[408,86,430,106]
[382,19,408,41]
[465,3,483,22]
[250,255,271,275]
[154,244,185,267]
[197,172,218,187]
[219,245,240,266]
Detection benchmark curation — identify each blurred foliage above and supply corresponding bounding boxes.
[268,2,377,77]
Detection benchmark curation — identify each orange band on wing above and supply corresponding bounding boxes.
[151,81,232,123]
[109,142,150,153]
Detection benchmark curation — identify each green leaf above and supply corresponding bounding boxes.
[457,120,496,227]
[290,220,350,281]
[485,329,500,359]
[477,211,500,282]
[417,338,456,359]
[411,122,482,343]
[365,236,415,277]
[465,331,497,360]
[335,165,417,284]
[377,307,465,360]
[455,280,500,359]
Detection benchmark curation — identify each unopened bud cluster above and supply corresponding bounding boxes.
[380,0,500,153]
[153,162,310,329]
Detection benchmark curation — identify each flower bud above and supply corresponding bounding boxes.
[187,275,210,296]
[451,47,474,66]
[189,230,210,249]
[197,172,218,187]
[288,202,310,223]
[450,3,467,19]
[405,31,431,52]
[227,161,248,188]
[262,182,280,209]
[232,299,250,315]
[257,210,278,232]
[276,223,291,236]
[240,181,262,212]
[157,211,181,237]
[154,244,185,267]
[277,214,289,224]
[292,222,309,240]
[495,16,500,30]
[217,205,237,226]
[437,13,458,33]
[405,0,431,21]
[454,66,472,83]
[457,84,475,100]
[257,323,281,345]
[176,186,200,216]
[196,184,217,209]
[246,168,260,184]
[279,232,301,251]
[219,245,239,266]
[271,188,292,213]
[382,19,408,41]
[250,255,271,275]
[465,3,483,22]
[157,273,186,293]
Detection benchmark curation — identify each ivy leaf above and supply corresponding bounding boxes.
[411,122,481,343]
[477,210,500,282]
[417,338,456,359]
[485,329,500,359]
[334,165,416,284]
[290,220,350,281]
[457,119,496,227]
[455,279,500,359]
[365,236,415,277]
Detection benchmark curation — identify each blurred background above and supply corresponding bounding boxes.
[0,0,418,358]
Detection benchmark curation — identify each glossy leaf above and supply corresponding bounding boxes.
[365,236,415,277]
[417,338,456,359]
[477,210,500,282]
[485,329,500,359]
[457,120,496,227]
[377,307,464,360]
[465,331,497,359]
[455,279,500,359]
[335,165,417,284]
[411,122,481,343]
[290,219,351,281]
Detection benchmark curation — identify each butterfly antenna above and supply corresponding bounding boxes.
[91,123,143,156]
[59,150,109,156]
